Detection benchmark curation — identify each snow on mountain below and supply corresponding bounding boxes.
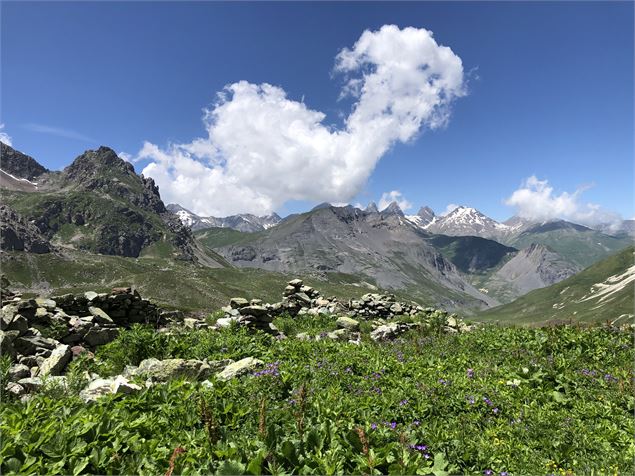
[167,204,282,232]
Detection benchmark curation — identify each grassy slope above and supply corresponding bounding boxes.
[0,251,408,313]
[478,246,634,325]
[509,227,632,268]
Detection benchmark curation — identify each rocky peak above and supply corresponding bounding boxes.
[365,202,379,214]
[0,142,48,181]
[380,201,404,217]
[62,146,165,214]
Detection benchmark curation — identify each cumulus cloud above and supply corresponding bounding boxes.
[133,25,465,216]
[378,190,412,211]
[0,124,12,146]
[441,203,460,216]
[505,176,622,229]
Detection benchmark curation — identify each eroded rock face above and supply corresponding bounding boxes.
[0,205,51,254]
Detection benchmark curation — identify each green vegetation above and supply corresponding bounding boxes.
[508,226,631,269]
[2,322,632,474]
[479,246,634,325]
[195,227,261,248]
[0,251,383,312]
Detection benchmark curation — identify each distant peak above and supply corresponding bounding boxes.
[365,202,379,213]
[417,206,435,218]
[311,202,332,211]
[381,201,404,216]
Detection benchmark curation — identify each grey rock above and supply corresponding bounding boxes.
[229,297,249,309]
[39,344,72,376]
[84,327,119,347]
[8,363,31,381]
[17,377,43,392]
[6,382,26,397]
[88,307,114,325]
[35,298,57,310]
[125,358,218,382]
[216,357,263,381]
[336,316,360,331]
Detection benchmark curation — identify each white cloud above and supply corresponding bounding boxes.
[134,25,465,216]
[118,151,133,163]
[441,203,460,216]
[0,124,12,146]
[505,176,622,228]
[378,190,412,211]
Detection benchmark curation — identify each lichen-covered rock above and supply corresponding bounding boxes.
[336,316,360,331]
[39,344,72,376]
[124,358,223,382]
[8,363,30,381]
[216,357,263,381]
[84,326,119,347]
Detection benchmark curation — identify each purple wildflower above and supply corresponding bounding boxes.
[399,399,409,406]
[467,368,474,378]
[413,420,421,426]
[371,423,377,430]
[500,472,509,476]
[483,397,493,406]
[484,470,493,476]
[492,407,499,414]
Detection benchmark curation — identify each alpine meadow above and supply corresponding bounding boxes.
[1,2,633,475]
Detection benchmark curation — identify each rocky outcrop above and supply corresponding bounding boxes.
[1,286,183,397]
[0,142,48,181]
[0,205,52,253]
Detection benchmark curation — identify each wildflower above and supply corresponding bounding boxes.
[467,368,474,378]
[467,396,475,404]
[423,453,431,459]
[483,397,493,406]
[492,407,499,414]
[484,470,493,476]
[370,423,377,430]
[500,472,509,476]
[413,420,420,426]
[399,399,409,406]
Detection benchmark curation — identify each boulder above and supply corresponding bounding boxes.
[39,344,72,376]
[288,279,303,287]
[8,363,31,381]
[125,358,221,382]
[13,334,57,355]
[35,298,57,311]
[88,307,114,325]
[17,377,43,392]
[5,382,25,398]
[216,357,263,381]
[336,316,360,331]
[238,305,269,317]
[83,291,99,302]
[79,376,140,402]
[229,297,249,309]
[84,327,119,347]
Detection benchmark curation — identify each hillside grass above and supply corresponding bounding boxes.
[478,246,634,325]
[0,251,387,312]
[1,323,632,474]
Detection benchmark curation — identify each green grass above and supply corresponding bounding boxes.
[195,227,260,248]
[1,323,632,474]
[0,251,388,312]
[478,246,634,325]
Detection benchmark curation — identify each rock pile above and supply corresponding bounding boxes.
[1,286,180,398]
[348,293,424,319]
[216,279,430,334]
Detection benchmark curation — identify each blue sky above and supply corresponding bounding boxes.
[2,1,633,222]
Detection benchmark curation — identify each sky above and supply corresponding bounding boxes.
[1,1,633,225]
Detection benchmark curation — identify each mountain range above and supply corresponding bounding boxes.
[1,141,632,318]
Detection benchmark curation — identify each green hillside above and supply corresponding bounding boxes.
[479,246,634,324]
[509,222,632,268]
[0,251,403,312]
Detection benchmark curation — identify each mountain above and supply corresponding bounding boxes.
[507,220,632,268]
[480,243,580,302]
[405,206,435,228]
[167,203,282,232]
[210,203,510,312]
[0,141,48,181]
[0,143,222,265]
[413,206,511,241]
[0,204,52,254]
[479,246,634,324]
